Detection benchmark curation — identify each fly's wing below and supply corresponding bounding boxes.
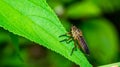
[77,36,90,54]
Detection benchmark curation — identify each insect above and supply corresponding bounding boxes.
[59,25,90,55]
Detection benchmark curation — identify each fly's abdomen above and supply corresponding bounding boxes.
[78,36,90,54]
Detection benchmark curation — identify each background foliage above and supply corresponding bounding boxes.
[0,0,120,67]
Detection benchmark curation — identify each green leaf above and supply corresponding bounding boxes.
[99,62,120,67]
[67,1,101,18]
[89,0,120,12]
[9,33,24,61]
[0,28,10,43]
[47,51,73,67]
[0,0,92,67]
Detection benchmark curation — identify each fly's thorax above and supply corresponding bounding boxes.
[71,26,82,39]
[71,29,77,39]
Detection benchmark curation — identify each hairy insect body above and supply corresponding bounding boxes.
[71,26,82,39]
[59,25,89,55]
[71,26,89,55]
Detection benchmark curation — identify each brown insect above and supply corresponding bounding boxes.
[60,25,90,55]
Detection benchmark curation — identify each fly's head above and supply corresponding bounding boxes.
[71,25,77,34]
[71,25,77,31]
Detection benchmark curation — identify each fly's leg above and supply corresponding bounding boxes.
[60,37,72,44]
[70,40,77,55]
[59,32,73,43]
[66,37,73,44]
[59,32,71,37]
[59,32,75,55]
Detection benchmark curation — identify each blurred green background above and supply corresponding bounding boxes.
[0,0,120,67]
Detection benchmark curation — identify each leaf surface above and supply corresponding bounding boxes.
[0,0,92,67]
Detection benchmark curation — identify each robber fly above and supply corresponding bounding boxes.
[60,25,90,55]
